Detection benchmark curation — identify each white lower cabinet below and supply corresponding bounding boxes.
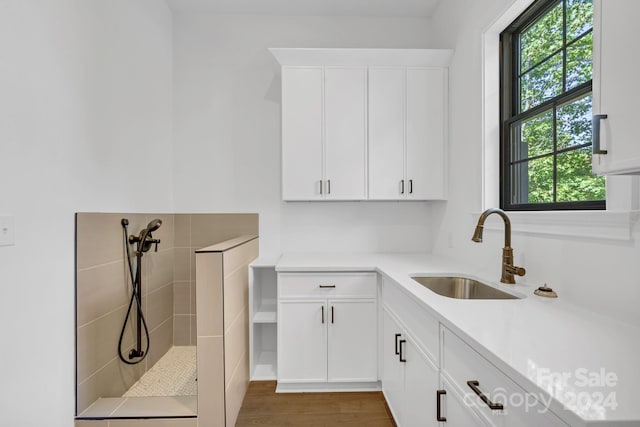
[278,300,327,383]
[383,308,440,426]
[327,299,378,382]
[277,273,378,390]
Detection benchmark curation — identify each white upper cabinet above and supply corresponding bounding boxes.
[281,66,367,200]
[592,0,640,175]
[324,68,368,200]
[369,68,406,199]
[369,67,447,200]
[272,48,452,201]
[281,67,324,200]
[406,68,446,200]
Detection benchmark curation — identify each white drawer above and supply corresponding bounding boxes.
[442,327,567,427]
[382,277,439,365]
[278,273,377,299]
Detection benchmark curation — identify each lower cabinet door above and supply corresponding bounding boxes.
[327,299,378,382]
[278,300,327,383]
[403,336,440,427]
[382,309,405,424]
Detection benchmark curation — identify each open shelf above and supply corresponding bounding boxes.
[253,300,277,323]
[250,261,278,381]
[253,351,277,380]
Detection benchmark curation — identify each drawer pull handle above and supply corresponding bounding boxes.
[331,306,334,324]
[467,380,504,411]
[399,339,406,363]
[321,305,325,324]
[395,333,401,355]
[436,390,447,422]
[319,285,336,289]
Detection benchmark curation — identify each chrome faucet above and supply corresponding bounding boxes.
[471,208,525,285]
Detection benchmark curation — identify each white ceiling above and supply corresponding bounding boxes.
[165,0,443,18]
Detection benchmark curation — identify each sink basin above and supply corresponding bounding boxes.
[411,276,519,300]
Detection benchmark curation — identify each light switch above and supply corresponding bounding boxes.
[0,216,15,247]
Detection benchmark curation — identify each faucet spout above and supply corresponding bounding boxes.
[471,208,525,284]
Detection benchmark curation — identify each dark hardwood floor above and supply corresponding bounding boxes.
[235,381,396,426]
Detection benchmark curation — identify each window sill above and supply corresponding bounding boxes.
[471,210,640,241]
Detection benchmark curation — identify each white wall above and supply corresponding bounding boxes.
[427,0,640,326]
[0,1,173,426]
[172,13,438,256]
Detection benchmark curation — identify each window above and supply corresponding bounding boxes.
[500,0,604,211]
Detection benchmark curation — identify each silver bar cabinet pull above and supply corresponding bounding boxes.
[593,114,608,155]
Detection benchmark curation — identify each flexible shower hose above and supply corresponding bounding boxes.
[118,221,150,365]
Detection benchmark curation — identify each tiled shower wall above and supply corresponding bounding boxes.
[75,213,258,415]
[173,214,259,345]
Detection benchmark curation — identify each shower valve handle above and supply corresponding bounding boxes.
[149,238,161,252]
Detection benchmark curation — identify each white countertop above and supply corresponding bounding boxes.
[276,252,640,426]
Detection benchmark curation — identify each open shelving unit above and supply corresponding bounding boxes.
[249,257,279,380]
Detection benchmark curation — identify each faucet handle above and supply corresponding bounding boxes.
[506,264,526,277]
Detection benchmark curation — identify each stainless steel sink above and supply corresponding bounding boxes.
[411,276,519,300]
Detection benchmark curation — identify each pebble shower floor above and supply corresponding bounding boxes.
[124,346,197,397]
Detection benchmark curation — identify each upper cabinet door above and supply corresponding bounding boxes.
[406,68,446,200]
[369,68,406,200]
[324,68,368,200]
[282,67,324,200]
[592,0,640,175]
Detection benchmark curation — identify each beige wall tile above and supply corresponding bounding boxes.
[77,260,129,326]
[195,253,223,337]
[197,336,225,427]
[224,307,248,388]
[77,357,144,414]
[189,280,196,315]
[147,317,173,369]
[189,250,196,284]
[77,306,135,383]
[147,283,173,331]
[77,397,126,418]
[222,266,248,332]
[190,213,258,248]
[111,396,196,418]
[145,248,174,293]
[174,315,191,346]
[190,315,197,346]
[225,348,249,427]
[222,237,258,277]
[173,248,191,282]
[174,214,191,247]
[173,281,190,314]
[77,213,129,270]
[108,417,197,427]
[75,420,109,427]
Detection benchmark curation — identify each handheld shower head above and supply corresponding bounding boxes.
[146,219,162,232]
